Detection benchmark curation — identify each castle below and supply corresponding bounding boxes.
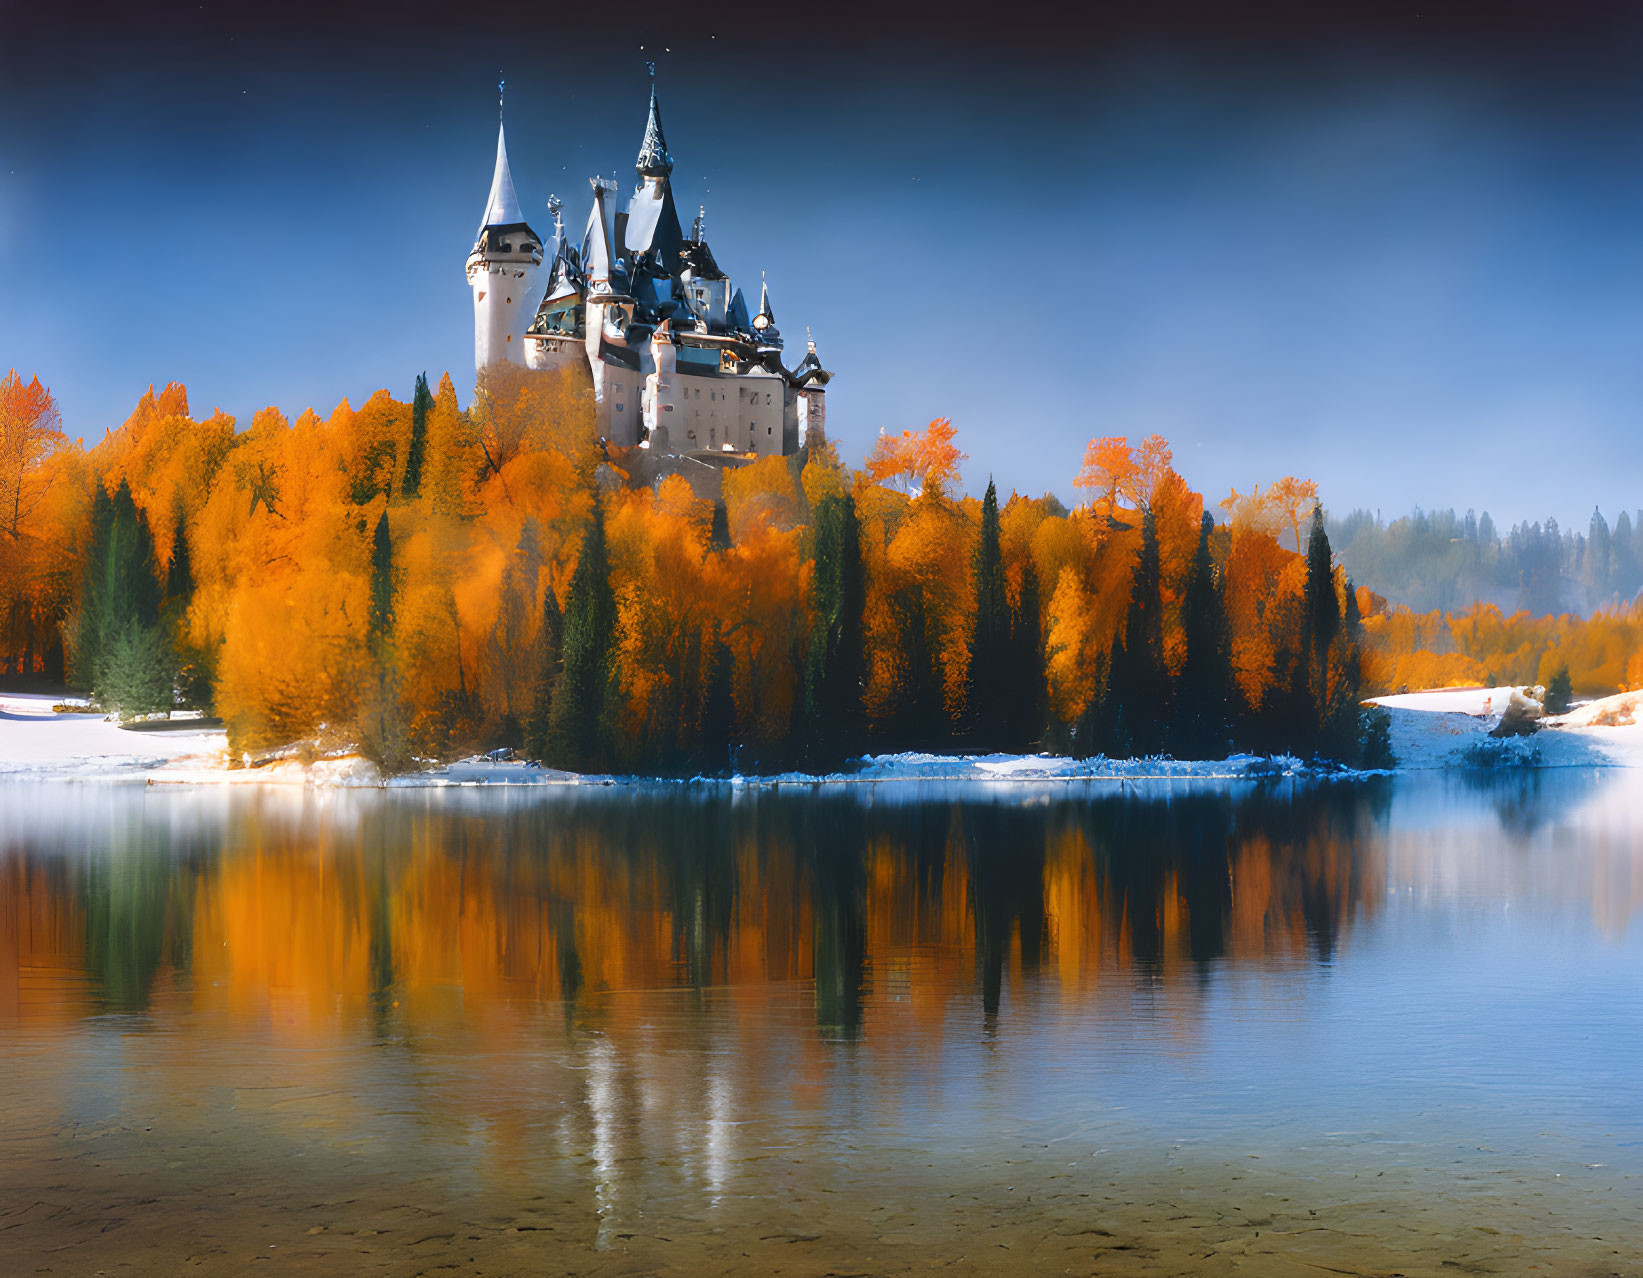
[465,84,831,479]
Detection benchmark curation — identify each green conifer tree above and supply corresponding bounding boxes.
[1171,512,1230,759]
[162,500,214,711]
[709,500,732,552]
[1121,508,1168,756]
[1007,560,1045,752]
[1545,663,1573,715]
[548,492,619,771]
[75,481,169,717]
[802,493,865,766]
[368,511,394,649]
[360,510,411,769]
[886,584,946,752]
[1304,505,1344,754]
[699,640,738,774]
[963,479,1010,746]
[523,586,563,763]
[402,373,432,498]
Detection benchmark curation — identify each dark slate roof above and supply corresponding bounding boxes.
[636,88,672,177]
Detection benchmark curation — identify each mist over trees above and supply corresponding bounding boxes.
[1329,506,1643,617]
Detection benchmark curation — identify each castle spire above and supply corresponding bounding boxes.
[479,121,525,232]
[753,272,776,331]
[636,83,673,178]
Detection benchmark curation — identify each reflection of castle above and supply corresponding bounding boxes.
[465,84,830,465]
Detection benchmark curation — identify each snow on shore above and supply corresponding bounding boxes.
[6,684,1643,788]
[0,692,226,782]
[1370,685,1643,770]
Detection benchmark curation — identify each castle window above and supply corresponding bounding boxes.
[767,426,772,436]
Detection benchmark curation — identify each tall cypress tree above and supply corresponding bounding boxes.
[549,491,618,771]
[1303,505,1341,751]
[368,510,394,650]
[699,639,738,774]
[1121,508,1168,756]
[402,373,432,498]
[523,585,563,763]
[1007,560,1044,752]
[1171,511,1229,759]
[887,583,946,752]
[802,493,865,766]
[163,499,213,711]
[70,482,116,688]
[963,479,1010,747]
[164,502,193,607]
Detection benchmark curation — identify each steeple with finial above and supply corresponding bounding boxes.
[636,64,673,179]
[752,272,779,346]
[467,77,547,371]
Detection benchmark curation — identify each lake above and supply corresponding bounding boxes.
[2,773,1641,1276]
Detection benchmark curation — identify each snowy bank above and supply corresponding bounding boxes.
[1371,685,1643,770]
[7,684,1643,788]
[0,692,227,782]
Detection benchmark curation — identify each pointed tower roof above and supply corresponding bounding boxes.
[753,273,777,332]
[636,86,673,178]
[479,123,527,232]
[794,331,832,386]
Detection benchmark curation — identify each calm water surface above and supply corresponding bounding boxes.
[2,773,1641,1276]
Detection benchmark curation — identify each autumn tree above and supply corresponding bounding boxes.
[0,370,66,542]
[863,418,966,498]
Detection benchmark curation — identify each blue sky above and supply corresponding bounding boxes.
[4,2,1643,531]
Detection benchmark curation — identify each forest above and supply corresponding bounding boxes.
[5,363,1382,772]
[1329,505,1643,617]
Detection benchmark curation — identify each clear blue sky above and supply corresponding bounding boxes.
[4,1,1643,532]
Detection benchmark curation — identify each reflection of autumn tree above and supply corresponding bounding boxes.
[2,785,1394,1043]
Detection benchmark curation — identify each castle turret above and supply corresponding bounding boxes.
[467,119,546,371]
[643,319,682,449]
[794,332,831,450]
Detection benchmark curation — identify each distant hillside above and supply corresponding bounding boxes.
[1326,507,1642,618]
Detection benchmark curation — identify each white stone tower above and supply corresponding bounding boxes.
[466,109,547,372]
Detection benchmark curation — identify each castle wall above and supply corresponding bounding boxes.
[737,376,786,457]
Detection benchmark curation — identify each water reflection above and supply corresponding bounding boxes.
[3,773,1642,1275]
[0,777,1572,1031]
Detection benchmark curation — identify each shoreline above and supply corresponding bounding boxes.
[5,685,1643,789]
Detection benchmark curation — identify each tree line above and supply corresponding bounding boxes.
[1330,505,1643,617]
[3,363,1387,772]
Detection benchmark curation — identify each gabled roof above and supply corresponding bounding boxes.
[478,123,527,233]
